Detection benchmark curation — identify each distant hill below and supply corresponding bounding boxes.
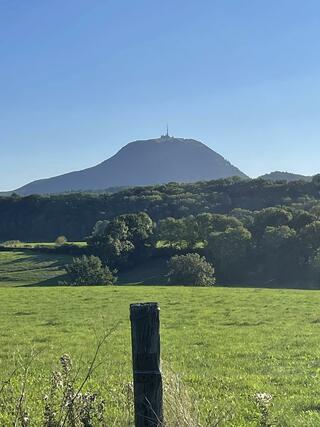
[259,171,312,182]
[12,135,248,195]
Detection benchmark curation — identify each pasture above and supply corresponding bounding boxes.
[0,250,71,286]
[1,250,320,425]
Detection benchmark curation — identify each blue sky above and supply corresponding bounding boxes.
[1,0,320,190]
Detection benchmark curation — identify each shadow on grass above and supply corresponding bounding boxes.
[19,273,69,287]
[13,253,320,290]
[117,258,168,286]
[4,252,69,268]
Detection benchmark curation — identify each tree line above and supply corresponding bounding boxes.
[2,175,320,242]
[72,203,320,287]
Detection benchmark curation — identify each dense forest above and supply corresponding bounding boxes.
[1,176,320,242]
[2,176,320,287]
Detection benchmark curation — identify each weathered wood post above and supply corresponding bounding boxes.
[130,302,163,427]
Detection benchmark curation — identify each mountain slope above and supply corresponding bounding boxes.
[259,171,312,182]
[14,135,248,195]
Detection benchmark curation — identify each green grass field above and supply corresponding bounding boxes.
[0,250,71,286]
[1,241,87,248]
[1,251,320,425]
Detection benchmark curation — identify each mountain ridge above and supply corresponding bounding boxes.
[258,171,312,182]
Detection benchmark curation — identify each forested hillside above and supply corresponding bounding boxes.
[259,171,312,182]
[1,176,320,242]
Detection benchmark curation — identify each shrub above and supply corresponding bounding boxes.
[65,255,117,286]
[55,235,67,246]
[167,253,215,286]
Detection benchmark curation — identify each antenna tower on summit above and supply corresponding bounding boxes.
[161,124,171,139]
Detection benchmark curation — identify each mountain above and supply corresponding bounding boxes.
[259,171,312,182]
[12,135,248,195]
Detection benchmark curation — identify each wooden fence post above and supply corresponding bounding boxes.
[130,302,163,427]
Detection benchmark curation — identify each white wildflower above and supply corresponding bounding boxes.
[254,392,273,407]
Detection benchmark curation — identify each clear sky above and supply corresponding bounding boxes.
[1,0,320,190]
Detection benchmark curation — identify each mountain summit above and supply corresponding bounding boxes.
[14,135,248,195]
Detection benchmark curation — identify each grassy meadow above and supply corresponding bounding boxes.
[0,250,71,286]
[1,251,320,425]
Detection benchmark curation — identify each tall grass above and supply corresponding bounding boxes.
[0,333,235,427]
